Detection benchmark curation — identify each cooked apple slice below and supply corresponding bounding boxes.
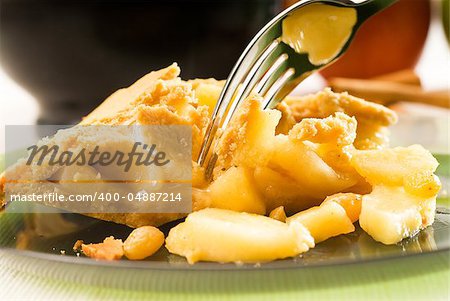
[207,166,266,215]
[322,193,362,223]
[215,97,281,173]
[351,145,440,244]
[350,145,439,187]
[359,186,436,245]
[403,170,441,199]
[165,208,314,264]
[269,135,357,198]
[189,79,223,115]
[286,201,355,243]
[253,166,322,213]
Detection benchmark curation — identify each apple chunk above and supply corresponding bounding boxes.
[215,97,281,172]
[286,201,355,243]
[359,186,436,245]
[322,193,362,223]
[351,145,440,244]
[253,166,322,213]
[269,135,357,198]
[350,145,439,187]
[207,166,266,215]
[191,80,223,115]
[165,208,315,264]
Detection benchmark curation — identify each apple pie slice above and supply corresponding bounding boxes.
[1,64,440,258]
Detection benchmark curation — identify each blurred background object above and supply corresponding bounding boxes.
[443,0,449,42]
[0,0,283,124]
[321,0,450,109]
[320,0,431,79]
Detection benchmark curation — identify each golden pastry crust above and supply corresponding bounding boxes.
[275,102,297,135]
[81,63,210,159]
[81,69,211,226]
[288,112,357,146]
[283,88,397,125]
[81,236,124,261]
[136,105,209,158]
[288,112,359,179]
[214,95,261,175]
[1,64,211,228]
[282,88,398,149]
[81,64,181,125]
[85,213,185,229]
[188,78,225,89]
[214,94,281,177]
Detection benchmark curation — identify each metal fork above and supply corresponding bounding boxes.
[197,0,397,178]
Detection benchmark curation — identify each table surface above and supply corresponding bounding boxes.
[0,248,448,300]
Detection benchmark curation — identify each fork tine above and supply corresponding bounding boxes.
[204,152,218,181]
[264,74,306,109]
[225,42,281,111]
[220,40,281,128]
[262,67,296,108]
[197,39,281,166]
[201,49,293,170]
[255,53,289,95]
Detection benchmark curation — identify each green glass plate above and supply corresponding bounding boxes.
[1,112,449,270]
[0,154,448,270]
[0,209,448,270]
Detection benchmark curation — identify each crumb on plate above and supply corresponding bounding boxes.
[81,236,124,261]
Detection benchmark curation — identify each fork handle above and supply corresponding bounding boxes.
[355,0,397,23]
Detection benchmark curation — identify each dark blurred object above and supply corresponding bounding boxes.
[0,0,282,124]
